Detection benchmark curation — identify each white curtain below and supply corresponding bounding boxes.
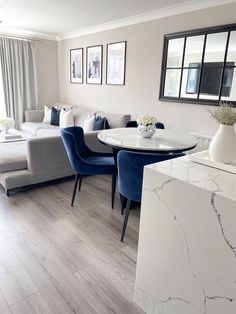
[0,37,38,129]
[0,62,6,117]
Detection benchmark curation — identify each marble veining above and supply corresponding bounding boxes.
[147,156,236,202]
[135,156,236,314]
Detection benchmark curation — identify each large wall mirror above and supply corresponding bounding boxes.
[159,24,236,106]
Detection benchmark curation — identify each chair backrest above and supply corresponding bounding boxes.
[117,150,184,203]
[188,132,212,154]
[126,120,165,129]
[60,127,92,172]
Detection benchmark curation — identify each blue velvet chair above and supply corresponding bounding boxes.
[61,127,116,208]
[126,120,165,129]
[118,150,184,241]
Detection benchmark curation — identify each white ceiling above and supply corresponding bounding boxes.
[0,0,235,40]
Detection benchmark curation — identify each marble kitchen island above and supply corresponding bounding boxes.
[135,155,236,314]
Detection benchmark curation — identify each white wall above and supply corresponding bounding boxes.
[58,2,236,136]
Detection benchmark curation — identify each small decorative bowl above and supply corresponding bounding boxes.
[137,124,156,138]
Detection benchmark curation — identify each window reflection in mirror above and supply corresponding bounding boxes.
[227,31,236,63]
[184,35,204,67]
[164,69,181,97]
[166,38,184,68]
[181,35,204,98]
[222,31,236,101]
[199,67,224,100]
[199,32,228,100]
[204,32,227,63]
[181,67,200,99]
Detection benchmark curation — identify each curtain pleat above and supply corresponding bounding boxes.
[0,37,38,128]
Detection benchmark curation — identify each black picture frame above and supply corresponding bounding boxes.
[106,41,127,85]
[159,23,236,107]
[86,45,103,85]
[70,48,83,84]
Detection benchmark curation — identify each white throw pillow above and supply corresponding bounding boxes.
[83,115,95,132]
[42,105,52,123]
[59,108,74,128]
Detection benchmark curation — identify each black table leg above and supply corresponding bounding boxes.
[112,148,125,213]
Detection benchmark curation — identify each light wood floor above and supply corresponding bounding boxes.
[0,176,144,314]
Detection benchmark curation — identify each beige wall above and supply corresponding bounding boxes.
[58,3,236,135]
[35,39,58,108]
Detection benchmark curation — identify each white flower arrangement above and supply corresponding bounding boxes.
[137,115,157,127]
[209,102,236,126]
[0,117,15,128]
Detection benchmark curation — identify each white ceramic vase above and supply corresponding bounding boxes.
[209,124,236,163]
[137,124,156,138]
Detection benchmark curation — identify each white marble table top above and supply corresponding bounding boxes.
[98,128,197,152]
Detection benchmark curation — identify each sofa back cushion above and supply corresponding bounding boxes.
[51,107,61,126]
[60,108,74,128]
[93,116,109,130]
[73,106,131,129]
[96,111,131,128]
[73,106,96,127]
[54,103,73,110]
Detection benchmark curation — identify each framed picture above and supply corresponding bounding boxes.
[106,41,126,85]
[86,45,103,84]
[70,48,83,84]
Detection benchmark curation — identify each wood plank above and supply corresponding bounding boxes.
[11,292,54,314]
[0,193,27,239]
[8,233,98,314]
[121,244,138,264]
[0,289,10,313]
[0,235,38,305]
[0,306,12,314]
[73,266,143,314]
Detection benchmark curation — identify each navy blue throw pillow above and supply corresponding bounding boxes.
[93,116,109,131]
[51,107,61,126]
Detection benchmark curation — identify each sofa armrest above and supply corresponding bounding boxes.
[25,110,44,122]
[26,133,111,180]
[84,131,112,153]
[27,136,74,178]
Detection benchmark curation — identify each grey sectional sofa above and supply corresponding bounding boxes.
[0,104,131,195]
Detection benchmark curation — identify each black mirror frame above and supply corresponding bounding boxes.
[159,23,236,107]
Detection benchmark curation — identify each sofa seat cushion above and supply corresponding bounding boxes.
[0,142,27,173]
[36,128,60,137]
[21,122,59,136]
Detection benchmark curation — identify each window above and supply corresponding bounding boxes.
[0,62,6,117]
[159,24,236,106]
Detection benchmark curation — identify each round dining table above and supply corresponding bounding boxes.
[98,128,197,154]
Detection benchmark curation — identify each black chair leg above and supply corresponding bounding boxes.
[111,173,116,209]
[120,194,127,215]
[121,199,131,242]
[78,175,83,191]
[71,174,80,207]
